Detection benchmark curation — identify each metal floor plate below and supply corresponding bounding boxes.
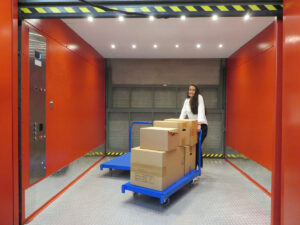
[28,159,271,225]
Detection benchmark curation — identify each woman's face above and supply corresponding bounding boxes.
[188,86,196,98]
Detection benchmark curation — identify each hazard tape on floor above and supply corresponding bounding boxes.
[85,152,125,156]
[202,153,224,158]
[19,3,282,18]
[85,152,248,159]
[85,152,227,158]
[226,154,248,159]
[85,152,104,156]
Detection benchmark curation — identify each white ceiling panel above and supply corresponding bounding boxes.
[63,17,275,58]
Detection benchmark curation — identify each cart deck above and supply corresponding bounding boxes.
[100,121,153,172]
[100,152,131,171]
[122,169,201,204]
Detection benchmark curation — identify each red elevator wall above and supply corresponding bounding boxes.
[0,0,18,224]
[226,22,277,171]
[22,19,105,188]
[282,0,300,223]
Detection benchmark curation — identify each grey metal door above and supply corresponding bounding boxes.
[28,29,47,184]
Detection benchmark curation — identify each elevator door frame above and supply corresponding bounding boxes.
[17,0,282,224]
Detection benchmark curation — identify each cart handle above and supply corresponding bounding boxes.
[129,121,153,152]
[198,130,203,171]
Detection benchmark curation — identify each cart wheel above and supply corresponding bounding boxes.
[188,180,194,188]
[162,198,170,206]
[133,192,138,198]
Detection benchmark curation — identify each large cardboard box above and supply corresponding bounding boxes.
[130,147,184,191]
[165,119,198,145]
[140,127,179,151]
[153,120,188,146]
[183,145,196,174]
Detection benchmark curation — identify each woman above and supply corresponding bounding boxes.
[179,84,208,169]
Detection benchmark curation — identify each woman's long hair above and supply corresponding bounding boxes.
[187,84,200,115]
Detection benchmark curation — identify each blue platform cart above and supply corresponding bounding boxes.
[100,121,153,171]
[121,130,203,205]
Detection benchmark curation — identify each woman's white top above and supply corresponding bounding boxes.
[179,94,208,125]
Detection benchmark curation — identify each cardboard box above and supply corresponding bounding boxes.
[140,127,179,151]
[165,119,198,145]
[130,146,184,191]
[183,145,196,174]
[153,120,188,146]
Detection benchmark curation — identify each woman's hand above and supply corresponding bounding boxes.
[198,124,201,132]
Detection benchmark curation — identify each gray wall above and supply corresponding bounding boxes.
[111,59,220,85]
[106,59,226,155]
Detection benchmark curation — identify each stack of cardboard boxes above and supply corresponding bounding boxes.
[130,118,198,191]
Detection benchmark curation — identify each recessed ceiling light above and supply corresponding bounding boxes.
[153,44,158,48]
[212,14,218,21]
[180,15,186,21]
[244,14,250,21]
[219,44,223,48]
[132,44,137,49]
[149,15,155,21]
[87,16,94,22]
[111,44,116,49]
[118,16,125,22]
[196,44,201,48]
[175,44,179,48]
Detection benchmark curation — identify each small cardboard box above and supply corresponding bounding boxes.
[183,145,196,174]
[130,146,184,191]
[165,119,198,145]
[153,120,188,146]
[140,127,179,151]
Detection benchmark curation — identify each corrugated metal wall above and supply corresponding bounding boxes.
[106,59,225,155]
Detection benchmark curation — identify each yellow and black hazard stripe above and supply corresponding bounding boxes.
[85,152,249,159]
[202,153,224,158]
[100,152,125,156]
[226,154,248,159]
[85,151,104,156]
[99,152,225,158]
[19,3,282,19]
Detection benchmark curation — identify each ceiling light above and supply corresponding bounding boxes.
[175,44,179,48]
[219,44,223,48]
[244,14,250,21]
[153,44,158,48]
[118,16,124,22]
[132,44,136,49]
[149,15,155,21]
[111,44,116,49]
[87,16,94,22]
[212,14,218,21]
[180,15,186,21]
[196,44,201,48]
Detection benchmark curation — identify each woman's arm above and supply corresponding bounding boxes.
[197,95,206,129]
[179,99,187,119]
